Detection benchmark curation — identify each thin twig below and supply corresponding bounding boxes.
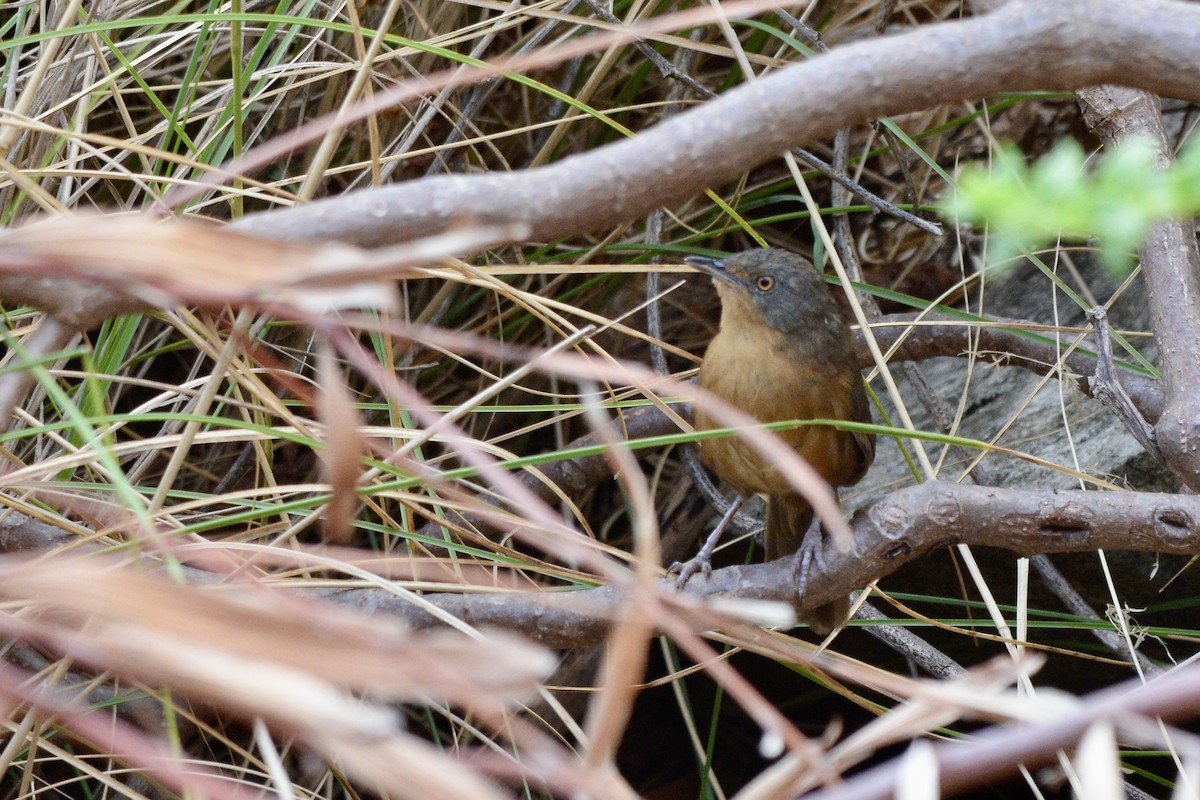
[804,662,1200,800]
[853,599,964,679]
[1086,306,1162,463]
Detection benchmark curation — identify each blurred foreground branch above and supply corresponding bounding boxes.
[804,660,1200,800]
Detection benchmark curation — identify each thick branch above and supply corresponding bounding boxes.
[230,0,1200,247]
[5,1,1200,326]
[335,482,1200,646]
[1078,85,1200,488]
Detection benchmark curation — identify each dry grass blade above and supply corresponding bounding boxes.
[1074,721,1122,800]
[315,342,367,543]
[579,390,659,778]
[830,655,1047,762]
[316,735,512,800]
[894,741,939,800]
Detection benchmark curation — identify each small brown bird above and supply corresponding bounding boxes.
[683,247,875,634]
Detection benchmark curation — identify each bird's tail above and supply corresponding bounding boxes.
[764,494,812,561]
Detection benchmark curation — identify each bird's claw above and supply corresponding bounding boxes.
[792,522,850,635]
[792,541,815,599]
[792,521,826,599]
[671,494,745,590]
[669,555,713,589]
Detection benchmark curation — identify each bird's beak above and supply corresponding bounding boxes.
[684,255,734,284]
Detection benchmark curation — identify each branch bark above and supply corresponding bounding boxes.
[229,0,1200,247]
[337,482,1200,646]
[864,312,1164,423]
[1077,84,1200,488]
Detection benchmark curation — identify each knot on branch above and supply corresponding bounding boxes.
[1131,504,1198,546]
[1027,497,1095,544]
[859,482,963,559]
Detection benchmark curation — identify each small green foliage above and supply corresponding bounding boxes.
[945,136,1200,275]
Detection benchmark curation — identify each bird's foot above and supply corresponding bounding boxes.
[668,552,713,588]
[793,522,850,635]
[670,494,746,589]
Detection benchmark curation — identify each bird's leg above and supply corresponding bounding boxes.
[793,518,823,598]
[670,494,746,588]
[793,517,851,634]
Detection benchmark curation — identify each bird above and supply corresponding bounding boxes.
[678,247,875,634]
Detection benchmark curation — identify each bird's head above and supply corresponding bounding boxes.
[685,248,837,336]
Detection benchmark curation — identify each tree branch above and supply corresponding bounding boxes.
[865,312,1164,423]
[1077,84,1200,488]
[328,482,1200,646]
[228,0,1200,247]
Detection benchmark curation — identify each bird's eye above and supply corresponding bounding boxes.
[755,275,775,292]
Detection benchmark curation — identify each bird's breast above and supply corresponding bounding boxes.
[695,323,866,496]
